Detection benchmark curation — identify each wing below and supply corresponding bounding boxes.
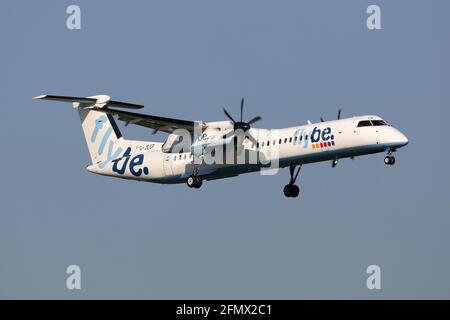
[97,108,201,134]
[34,94,202,134]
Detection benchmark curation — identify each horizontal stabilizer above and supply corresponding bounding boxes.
[33,95,97,104]
[33,95,144,109]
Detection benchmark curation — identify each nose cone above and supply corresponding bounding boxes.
[394,131,409,148]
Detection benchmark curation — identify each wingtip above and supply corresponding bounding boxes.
[33,95,47,100]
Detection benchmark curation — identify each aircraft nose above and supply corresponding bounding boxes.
[395,131,409,148]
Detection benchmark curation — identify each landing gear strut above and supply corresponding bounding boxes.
[384,149,396,166]
[187,153,203,189]
[284,165,301,198]
[332,159,338,168]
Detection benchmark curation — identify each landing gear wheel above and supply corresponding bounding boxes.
[384,156,396,165]
[187,176,202,188]
[187,176,196,188]
[290,185,299,198]
[283,185,291,197]
[389,156,396,165]
[194,177,203,189]
[284,184,300,198]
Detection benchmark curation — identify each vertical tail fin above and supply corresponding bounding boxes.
[33,94,143,167]
[78,107,124,168]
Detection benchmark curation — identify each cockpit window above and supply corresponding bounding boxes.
[357,120,372,127]
[371,120,387,126]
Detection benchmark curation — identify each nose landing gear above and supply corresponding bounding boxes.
[284,165,302,198]
[384,149,396,165]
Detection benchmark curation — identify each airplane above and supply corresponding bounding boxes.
[34,94,408,198]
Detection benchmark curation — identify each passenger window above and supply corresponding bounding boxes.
[279,139,282,144]
[262,142,265,147]
[357,120,372,127]
[284,138,287,143]
[289,137,292,143]
[173,155,177,161]
[179,155,182,160]
[257,142,260,148]
[372,120,387,126]
[267,141,270,146]
[294,136,298,142]
[184,154,187,159]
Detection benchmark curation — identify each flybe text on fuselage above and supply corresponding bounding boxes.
[293,126,336,149]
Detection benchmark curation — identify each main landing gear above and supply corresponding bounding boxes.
[187,155,203,189]
[384,149,396,166]
[187,175,203,189]
[284,165,301,198]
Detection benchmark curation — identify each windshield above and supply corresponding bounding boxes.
[357,119,388,127]
[371,120,387,126]
[357,120,372,127]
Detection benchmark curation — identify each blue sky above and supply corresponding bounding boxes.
[0,0,449,298]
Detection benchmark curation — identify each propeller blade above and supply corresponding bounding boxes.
[247,116,262,125]
[337,108,342,120]
[320,117,325,122]
[240,98,244,122]
[223,108,236,123]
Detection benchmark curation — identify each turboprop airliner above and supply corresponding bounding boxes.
[34,95,408,198]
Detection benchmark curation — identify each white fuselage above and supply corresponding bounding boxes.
[87,115,408,184]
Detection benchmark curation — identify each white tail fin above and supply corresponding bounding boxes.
[33,94,138,167]
[78,107,125,167]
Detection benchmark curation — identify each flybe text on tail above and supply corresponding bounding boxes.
[91,115,123,168]
[91,115,149,177]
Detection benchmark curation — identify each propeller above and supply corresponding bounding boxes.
[223,98,262,133]
[320,108,342,122]
[320,108,343,167]
[223,98,262,147]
